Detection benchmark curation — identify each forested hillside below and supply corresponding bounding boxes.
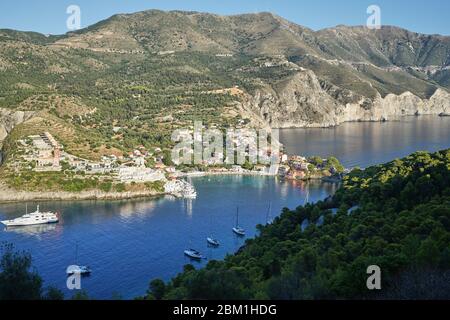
[146,149,450,300]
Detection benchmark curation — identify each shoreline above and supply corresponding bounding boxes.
[274,114,443,130]
[0,174,335,203]
[0,173,272,203]
[0,185,165,204]
[178,170,341,182]
[178,170,277,178]
[0,169,341,203]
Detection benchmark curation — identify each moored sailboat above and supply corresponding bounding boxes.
[206,212,220,247]
[183,199,205,260]
[232,207,245,236]
[66,243,91,276]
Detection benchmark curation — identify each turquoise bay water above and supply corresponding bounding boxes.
[0,116,449,299]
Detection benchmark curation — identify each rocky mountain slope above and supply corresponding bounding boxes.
[0,9,449,139]
[240,70,450,128]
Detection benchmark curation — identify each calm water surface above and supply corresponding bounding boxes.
[280,116,450,168]
[0,176,336,299]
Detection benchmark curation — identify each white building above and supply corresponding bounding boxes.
[134,157,145,167]
[118,167,166,183]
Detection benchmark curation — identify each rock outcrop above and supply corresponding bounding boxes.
[0,108,35,164]
[0,108,35,141]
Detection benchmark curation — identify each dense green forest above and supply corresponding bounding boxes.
[145,149,450,300]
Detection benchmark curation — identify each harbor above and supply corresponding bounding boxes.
[0,175,337,299]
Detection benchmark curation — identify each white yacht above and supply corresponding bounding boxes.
[183,190,197,199]
[1,205,58,227]
[164,179,197,199]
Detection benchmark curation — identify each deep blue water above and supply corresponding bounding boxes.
[0,176,337,299]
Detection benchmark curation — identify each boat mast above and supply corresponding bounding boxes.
[236,206,239,227]
[75,243,78,266]
[186,199,193,248]
[269,202,272,220]
[266,202,272,223]
[304,185,310,205]
[209,211,213,238]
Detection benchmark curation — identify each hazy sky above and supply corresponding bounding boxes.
[0,0,448,35]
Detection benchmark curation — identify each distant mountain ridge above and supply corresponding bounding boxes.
[3,10,447,98]
[3,10,449,64]
[0,9,449,136]
[52,10,450,66]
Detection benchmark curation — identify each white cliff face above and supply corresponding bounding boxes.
[343,89,450,122]
[240,70,450,128]
[427,89,450,115]
[0,108,35,164]
[0,108,35,141]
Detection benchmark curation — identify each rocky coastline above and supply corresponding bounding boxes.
[0,182,164,203]
[240,70,450,128]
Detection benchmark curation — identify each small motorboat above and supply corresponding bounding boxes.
[232,226,246,236]
[66,265,91,276]
[207,237,220,247]
[184,249,204,260]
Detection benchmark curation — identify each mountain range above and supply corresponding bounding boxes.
[0,10,449,158]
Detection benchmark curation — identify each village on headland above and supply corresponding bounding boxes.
[1,131,347,201]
